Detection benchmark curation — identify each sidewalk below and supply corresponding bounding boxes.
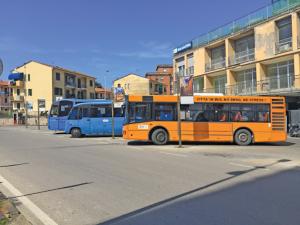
[0,192,31,225]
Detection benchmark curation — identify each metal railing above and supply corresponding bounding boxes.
[186,66,194,76]
[10,95,25,102]
[175,0,300,54]
[194,74,300,96]
[229,48,255,65]
[275,37,293,53]
[205,58,226,72]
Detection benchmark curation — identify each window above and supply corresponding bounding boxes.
[54,88,63,96]
[68,106,78,120]
[17,89,20,96]
[154,103,177,121]
[257,104,270,122]
[90,93,95,99]
[214,75,227,94]
[56,73,61,81]
[267,60,294,89]
[90,105,112,118]
[231,104,255,122]
[236,68,257,94]
[59,101,73,117]
[234,35,255,63]
[211,45,225,68]
[194,77,204,93]
[128,103,152,123]
[17,103,20,109]
[4,98,8,103]
[28,89,32,96]
[114,107,124,117]
[176,57,185,76]
[27,74,31,82]
[78,106,89,119]
[277,17,292,43]
[50,104,59,116]
[90,80,93,87]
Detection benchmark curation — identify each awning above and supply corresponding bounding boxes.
[8,73,24,81]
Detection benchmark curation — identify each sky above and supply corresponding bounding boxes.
[0,0,270,87]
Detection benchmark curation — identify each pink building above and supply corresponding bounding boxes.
[0,81,12,113]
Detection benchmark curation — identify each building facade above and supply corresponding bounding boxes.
[113,73,158,96]
[9,61,96,113]
[145,64,173,95]
[173,0,300,110]
[0,81,12,113]
[95,87,112,100]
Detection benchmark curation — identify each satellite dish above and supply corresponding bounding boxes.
[0,58,3,77]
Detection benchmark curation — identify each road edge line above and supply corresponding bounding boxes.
[0,174,58,225]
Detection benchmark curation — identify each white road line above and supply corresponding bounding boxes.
[0,174,58,225]
[229,162,254,168]
[160,152,188,158]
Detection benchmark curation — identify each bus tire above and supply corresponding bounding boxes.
[151,128,168,145]
[234,129,252,146]
[71,128,82,138]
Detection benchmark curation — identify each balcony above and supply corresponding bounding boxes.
[175,0,300,54]
[275,37,292,54]
[258,74,300,94]
[226,81,257,95]
[10,80,24,87]
[205,58,226,72]
[229,49,255,65]
[10,95,25,102]
[77,83,87,89]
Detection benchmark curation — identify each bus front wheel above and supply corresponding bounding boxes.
[71,128,82,138]
[234,129,252,146]
[151,128,168,145]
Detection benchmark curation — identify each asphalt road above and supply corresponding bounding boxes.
[0,126,300,225]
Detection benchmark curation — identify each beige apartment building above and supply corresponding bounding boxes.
[173,0,300,111]
[9,61,96,113]
[113,73,160,96]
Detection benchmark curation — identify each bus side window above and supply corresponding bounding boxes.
[78,107,89,119]
[256,104,270,122]
[69,107,79,120]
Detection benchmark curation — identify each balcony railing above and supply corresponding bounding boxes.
[229,48,255,65]
[275,37,293,54]
[258,74,299,93]
[10,80,24,87]
[175,0,300,54]
[226,81,257,95]
[10,95,25,102]
[205,58,226,72]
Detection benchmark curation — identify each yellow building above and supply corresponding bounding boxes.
[9,61,96,113]
[173,0,300,111]
[113,73,156,96]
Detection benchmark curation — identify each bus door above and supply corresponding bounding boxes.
[58,101,74,130]
[48,103,59,130]
[78,106,91,134]
[113,106,125,135]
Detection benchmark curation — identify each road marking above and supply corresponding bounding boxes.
[0,174,58,225]
[160,152,188,158]
[229,162,254,168]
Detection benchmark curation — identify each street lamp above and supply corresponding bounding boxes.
[175,72,183,148]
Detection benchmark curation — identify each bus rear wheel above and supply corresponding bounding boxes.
[234,129,252,146]
[151,128,168,145]
[71,128,82,138]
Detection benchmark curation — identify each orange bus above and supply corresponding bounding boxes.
[122,95,287,145]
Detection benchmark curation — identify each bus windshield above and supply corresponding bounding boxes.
[59,100,74,117]
[50,103,59,117]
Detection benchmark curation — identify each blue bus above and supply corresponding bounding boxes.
[64,101,125,138]
[48,99,108,131]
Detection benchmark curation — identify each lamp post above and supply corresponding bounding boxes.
[175,72,182,148]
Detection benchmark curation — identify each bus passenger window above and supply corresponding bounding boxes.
[232,111,242,122]
[218,112,227,122]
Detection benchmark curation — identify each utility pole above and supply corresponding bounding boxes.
[37,99,40,130]
[175,72,182,148]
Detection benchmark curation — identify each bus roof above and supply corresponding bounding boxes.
[53,98,110,104]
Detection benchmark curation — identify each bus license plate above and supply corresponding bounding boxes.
[138,125,149,130]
